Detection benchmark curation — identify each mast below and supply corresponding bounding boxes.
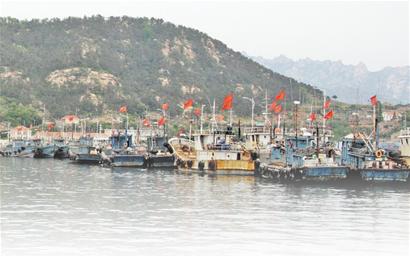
[322,90,326,146]
[316,123,320,159]
[200,104,205,134]
[211,99,217,132]
[264,88,269,128]
[373,99,378,150]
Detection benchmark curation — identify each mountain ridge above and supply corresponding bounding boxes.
[250,54,410,105]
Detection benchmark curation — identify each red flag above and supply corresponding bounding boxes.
[143,118,150,127]
[275,90,286,101]
[269,101,277,111]
[323,99,331,109]
[161,103,169,111]
[370,95,377,106]
[119,105,127,113]
[183,99,194,110]
[62,115,79,124]
[273,104,282,114]
[309,112,316,121]
[222,93,233,110]
[158,116,166,126]
[193,108,201,117]
[324,110,334,120]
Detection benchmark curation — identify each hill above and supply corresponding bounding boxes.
[0,16,321,125]
[251,55,410,105]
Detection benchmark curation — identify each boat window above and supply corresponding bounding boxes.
[237,152,240,160]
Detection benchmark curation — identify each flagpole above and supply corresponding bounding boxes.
[200,104,205,134]
[322,90,326,145]
[264,88,268,128]
[373,102,377,149]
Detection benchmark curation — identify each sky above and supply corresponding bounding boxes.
[0,0,409,71]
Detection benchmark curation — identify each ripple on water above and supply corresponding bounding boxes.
[1,158,409,256]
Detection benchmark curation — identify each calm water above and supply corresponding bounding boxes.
[1,158,409,256]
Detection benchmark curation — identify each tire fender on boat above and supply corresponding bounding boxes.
[198,161,205,171]
[208,160,216,171]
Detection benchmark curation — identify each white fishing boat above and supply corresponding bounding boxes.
[168,126,257,175]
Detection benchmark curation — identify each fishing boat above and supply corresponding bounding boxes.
[53,138,69,159]
[0,139,40,158]
[242,125,273,163]
[341,133,409,182]
[257,94,348,182]
[168,126,257,175]
[70,136,104,164]
[146,135,176,169]
[340,95,410,183]
[102,132,147,167]
[258,132,349,182]
[33,142,55,158]
[33,138,68,159]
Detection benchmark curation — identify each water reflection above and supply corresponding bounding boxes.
[1,158,409,256]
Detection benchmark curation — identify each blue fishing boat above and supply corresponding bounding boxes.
[341,134,410,182]
[259,133,349,182]
[102,132,147,167]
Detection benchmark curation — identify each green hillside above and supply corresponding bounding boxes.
[0,16,321,121]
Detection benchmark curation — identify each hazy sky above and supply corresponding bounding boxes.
[1,0,408,71]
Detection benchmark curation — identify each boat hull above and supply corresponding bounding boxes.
[258,164,349,182]
[301,166,349,180]
[34,146,55,158]
[356,169,410,182]
[54,146,69,159]
[146,155,176,169]
[110,155,146,167]
[177,168,255,176]
[75,154,101,164]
